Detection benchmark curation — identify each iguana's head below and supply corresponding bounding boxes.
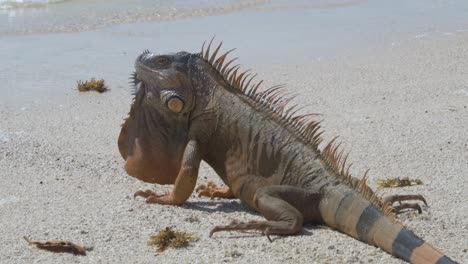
[119,50,202,184]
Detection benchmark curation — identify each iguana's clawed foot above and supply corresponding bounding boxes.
[196,181,235,199]
[382,194,428,214]
[134,189,164,199]
[134,189,175,204]
[209,220,273,242]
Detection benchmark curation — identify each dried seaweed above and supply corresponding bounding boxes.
[377,177,423,188]
[24,237,87,255]
[147,227,198,252]
[77,78,108,93]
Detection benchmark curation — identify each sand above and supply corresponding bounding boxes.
[1,3,467,264]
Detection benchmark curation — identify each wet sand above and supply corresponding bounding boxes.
[1,2,467,263]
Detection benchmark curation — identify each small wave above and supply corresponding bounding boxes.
[0,0,67,10]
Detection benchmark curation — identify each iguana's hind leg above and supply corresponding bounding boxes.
[210,186,319,240]
[382,194,427,214]
[196,181,235,199]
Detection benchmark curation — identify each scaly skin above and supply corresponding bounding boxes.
[118,40,457,264]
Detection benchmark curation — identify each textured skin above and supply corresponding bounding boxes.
[118,43,458,264]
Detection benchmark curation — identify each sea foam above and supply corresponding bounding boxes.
[0,0,66,10]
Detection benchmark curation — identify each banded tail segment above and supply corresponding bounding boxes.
[319,186,457,264]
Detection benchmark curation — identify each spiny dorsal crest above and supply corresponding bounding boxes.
[200,37,323,149]
[200,38,393,219]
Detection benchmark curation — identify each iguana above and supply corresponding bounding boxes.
[118,39,457,264]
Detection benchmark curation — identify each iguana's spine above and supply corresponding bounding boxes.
[320,186,451,263]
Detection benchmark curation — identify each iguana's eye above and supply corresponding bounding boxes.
[156,56,170,66]
[166,96,184,113]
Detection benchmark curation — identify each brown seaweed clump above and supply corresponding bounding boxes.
[77,78,108,93]
[24,237,88,256]
[147,227,198,252]
[377,177,423,188]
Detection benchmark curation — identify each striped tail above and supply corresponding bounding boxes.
[319,186,457,264]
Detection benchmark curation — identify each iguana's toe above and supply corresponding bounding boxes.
[382,194,427,214]
[209,220,286,242]
[209,220,272,241]
[134,189,180,205]
[196,181,235,199]
[392,203,423,214]
[134,189,167,199]
[145,194,174,204]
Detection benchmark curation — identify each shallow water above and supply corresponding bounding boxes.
[0,0,269,35]
[0,0,67,10]
[3,0,467,36]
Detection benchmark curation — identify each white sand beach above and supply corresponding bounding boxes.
[0,1,467,263]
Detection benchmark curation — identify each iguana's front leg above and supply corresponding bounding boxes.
[134,140,201,205]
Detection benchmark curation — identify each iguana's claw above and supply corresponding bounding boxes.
[382,194,428,214]
[196,181,235,199]
[264,230,273,243]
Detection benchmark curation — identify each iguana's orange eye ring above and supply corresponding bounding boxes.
[166,96,184,113]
